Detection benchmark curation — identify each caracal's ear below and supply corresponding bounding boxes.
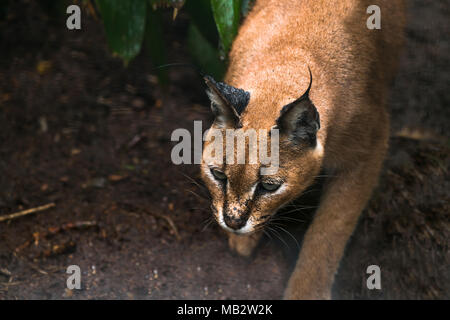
[204,75,250,128]
[275,68,320,146]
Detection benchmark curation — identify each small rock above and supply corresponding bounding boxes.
[39,116,48,132]
[131,98,145,109]
[108,174,125,182]
[91,177,106,188]
[71,148,81,156]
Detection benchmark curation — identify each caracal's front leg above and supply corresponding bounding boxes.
[284,152,386,299]
[228,231,263,257]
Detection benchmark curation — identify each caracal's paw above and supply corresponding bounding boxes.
[227,232,262,257]
[283,283,331,300]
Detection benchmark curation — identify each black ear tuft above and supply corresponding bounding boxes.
[211,80,250,115]
[275,69,320,146]
[204,76,250,127]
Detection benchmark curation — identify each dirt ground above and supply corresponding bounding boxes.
[0,1,448,300]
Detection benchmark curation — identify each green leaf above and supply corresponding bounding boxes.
[184,0,218,45]
[144,7,168,85]
[188,23,225,79]
[149,0,185,9]
[96,0,147,64]
[241,0,254,17]
[210,0,241,55]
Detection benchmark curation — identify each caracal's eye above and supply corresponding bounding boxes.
[261,181,281,192]
[211,168,227,181]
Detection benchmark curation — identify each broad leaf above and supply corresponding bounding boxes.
[210,0,241,55]
[188,23,225,79]
[241,0,254,17]
[184,0,218,45]
[96,0,147,64]
[144,7,168,85]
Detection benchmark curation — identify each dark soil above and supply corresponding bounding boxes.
[0,1,448,299]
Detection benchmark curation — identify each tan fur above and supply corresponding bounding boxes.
[201,0,405,299]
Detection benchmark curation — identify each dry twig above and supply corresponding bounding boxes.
[152,213,181,241]
[0,268,11,277]
[0,203,55,223]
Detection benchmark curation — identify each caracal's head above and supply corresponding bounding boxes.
[200,72,324,235]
